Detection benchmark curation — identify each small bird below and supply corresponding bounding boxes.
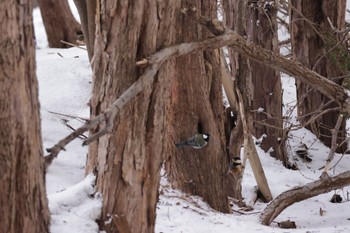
[175,133,210,149]
[227,157,242,175]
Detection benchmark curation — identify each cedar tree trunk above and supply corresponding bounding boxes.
[290,0,347,152]
[165,0,230,213]
[222,0,245,202]
[246,1,287,164]
[38,0,81,48]
[85,1,177,232]
[0,1,50,232]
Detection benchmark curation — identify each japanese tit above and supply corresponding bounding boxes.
[227,157,242,175]
[175,133,210,149]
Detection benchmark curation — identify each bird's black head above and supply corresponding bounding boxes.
[232,157,241,166]
[203,133,210,142]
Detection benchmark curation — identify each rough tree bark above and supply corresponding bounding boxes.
[224,0,272,201]
[246,1,287,164]
[222,0,245,202]
[290,0,347,152]
[0,1,50,233]
[165,0,230,213]
[260,171,350,225]
[85,1,178,232]
[38,0,81,48]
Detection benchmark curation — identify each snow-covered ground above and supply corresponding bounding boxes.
[34,2,350,233]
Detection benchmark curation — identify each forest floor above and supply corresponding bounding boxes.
[34,2,350,233]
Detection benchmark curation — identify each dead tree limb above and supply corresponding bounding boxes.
[46,8,350,166]
[260,171,350,225]
[236,87,273,202]
[323,114,344,173]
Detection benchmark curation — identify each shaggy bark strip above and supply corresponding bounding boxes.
[260,171,350,225]
[46,11,350,165]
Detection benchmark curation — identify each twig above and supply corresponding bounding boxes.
[60,40,87,50]
[61,119,87,139]
[48,110,89,121]
[231,209,261,215]
[327,16,350,34]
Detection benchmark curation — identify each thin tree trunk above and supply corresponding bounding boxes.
[166,0,230,213]
[73,0,96,60]
[38,0,81,48]
[0,1,50,232]
[224,0,272,201]
[85,1,178,232]
[222,0,245,201]
[290,0,347,153]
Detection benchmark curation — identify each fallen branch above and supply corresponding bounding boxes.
[260,171,350,225]
[236,87,272,202]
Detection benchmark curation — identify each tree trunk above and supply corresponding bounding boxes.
[85,1,177,232]
[38,0,81,48]
[0,1,50,232]
[223,0,273,201]
[165,0,230,213]
[222,0,245,202]
[261,171,350,225]
[290,0,347,152]
[246,1,287,164]
[73,0,96,60]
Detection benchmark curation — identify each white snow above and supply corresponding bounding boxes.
[33,2,350,233]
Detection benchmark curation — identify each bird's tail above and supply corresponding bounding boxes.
[175,141,188,148]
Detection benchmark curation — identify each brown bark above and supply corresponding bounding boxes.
[223,0,245,201]
[85,1,177,232]
[165,0,230,213]
[290,0,347,152]
[73,0,96,60]
[38,0,81,48]
[246,1,287,164]
[260,171,350,225]
[0,1,50,233]
[223,0,273,201]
